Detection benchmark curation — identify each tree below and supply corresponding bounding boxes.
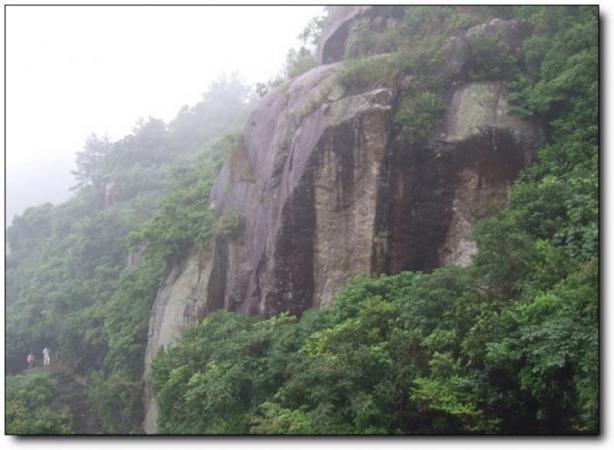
[167,73,251,152]
[298,12,327,47]
[71,134,112,191]
[285,47,316,78]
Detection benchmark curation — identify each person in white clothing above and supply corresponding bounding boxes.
[42,347,50,366]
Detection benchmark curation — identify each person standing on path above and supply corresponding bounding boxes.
[42,347,50,367]
[26,352,35,369]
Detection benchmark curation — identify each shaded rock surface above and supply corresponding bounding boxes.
[316,6,406,64]
[143,8,543,433]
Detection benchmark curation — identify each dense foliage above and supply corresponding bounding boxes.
[151,5,598,435]
[6,370,72,434]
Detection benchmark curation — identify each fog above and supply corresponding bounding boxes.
[5,5,324,223]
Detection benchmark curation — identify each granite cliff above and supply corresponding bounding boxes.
[143,6,543,432]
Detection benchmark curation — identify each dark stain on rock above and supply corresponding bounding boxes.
[206,237,228,314]
[261,168,316,316]
[378,127,530,275]
[331,120,357,211]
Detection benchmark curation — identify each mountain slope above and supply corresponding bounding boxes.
[5,5,598,435]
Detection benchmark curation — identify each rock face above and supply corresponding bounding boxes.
[316,6,370,64]
[316,5,406,64]
[143,8,543,433]
[143,245,215,433]
[382,81,540,274]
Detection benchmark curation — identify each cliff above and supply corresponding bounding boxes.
[143,7,543,432]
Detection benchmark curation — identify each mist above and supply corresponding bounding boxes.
[5,5,324,223]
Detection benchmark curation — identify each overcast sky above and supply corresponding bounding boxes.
[5,5,324,222]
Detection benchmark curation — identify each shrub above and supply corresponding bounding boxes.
[466,33,519,81]
[337,56,394,92]
[286,47,317,78]
[228,137,255,182]
[213,212,243,241]
[394,91,444,141]
[344,19,378,59]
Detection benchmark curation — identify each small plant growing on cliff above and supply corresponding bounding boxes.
[286,47,317,78]
[344,18,378,59]
[294,81,335,122]
[337,56,394,93]
[213,212,243,241]
[466,33,519,81]
[394,91,444,141]
[228,135,256,182]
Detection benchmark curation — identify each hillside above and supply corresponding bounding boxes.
[5,6,598,435]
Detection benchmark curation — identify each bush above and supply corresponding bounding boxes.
[344,18,379,59]
[337,56,394,92]
[286,47,317,78]
[394,91,444,141]
[213,212,243,241]
[466,33,519,81]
